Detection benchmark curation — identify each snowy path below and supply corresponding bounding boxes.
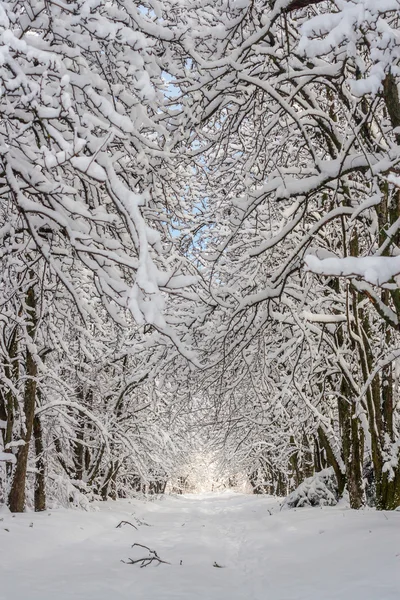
[1,492,399,600]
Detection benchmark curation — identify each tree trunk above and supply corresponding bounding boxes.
[314,437,322,472]
[338,377,365,509]
[3,327,19,479]
[33,412,46,512]
[8,284,37,512]
[317,426,346,496]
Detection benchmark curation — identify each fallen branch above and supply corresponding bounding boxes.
[122,543,170,568]
[116,520,138,530]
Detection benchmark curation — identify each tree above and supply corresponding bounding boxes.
[0,0,198,511]
[165,0,400,509]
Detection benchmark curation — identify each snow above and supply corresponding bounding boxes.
[283,468,338,509]
[0,451,16,463]
[304,255,400,286]
[1,493,399,599]
[5,440,25,450]
[302,311,349,324]
[70,157,107,182]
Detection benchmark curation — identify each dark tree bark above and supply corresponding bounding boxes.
[283,0,327,13]
[314,438,322,472]
[3,327,19,478]
[8,283,38,512]
[338,383,364,509]
[383,73,400,144]
[33,411,46,512]
[318,426,346,497]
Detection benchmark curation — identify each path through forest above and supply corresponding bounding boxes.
[1,492,399,599]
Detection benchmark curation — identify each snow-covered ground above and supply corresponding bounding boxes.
[1,492,399,600]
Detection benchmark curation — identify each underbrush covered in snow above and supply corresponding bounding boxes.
[283,468,339,509]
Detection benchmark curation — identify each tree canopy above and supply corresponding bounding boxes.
[1,0,400,512]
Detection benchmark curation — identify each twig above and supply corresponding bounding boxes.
[132,517,151,527]
[121,543,170,568]
[116,520,138,530]
[122,556,170,567]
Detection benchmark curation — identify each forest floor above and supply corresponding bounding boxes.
[0,491,399,600]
